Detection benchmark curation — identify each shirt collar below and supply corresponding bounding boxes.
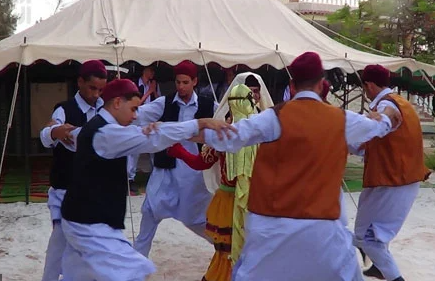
[138,78,144,87]
[75,92,104,114]
[139,77,150,87]
[173,91,198,106]
[98,108,119,125]
[293,91,323,102]
[369,88,393,110]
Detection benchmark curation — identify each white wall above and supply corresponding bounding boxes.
[280,0,360,7]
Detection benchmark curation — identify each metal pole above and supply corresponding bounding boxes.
[342,179,358,209]
[115,45,121,79]
[126,178,136,243]
[23,66,30,205]
[198,42,218,103]
[275,44,293,80]
[0,39,26,179]
[346,60,367,113]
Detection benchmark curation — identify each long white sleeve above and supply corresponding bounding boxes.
[93,120,199,159]
[204,109,281,153]
[39,107,66,148]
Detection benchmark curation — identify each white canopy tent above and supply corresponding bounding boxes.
[2,0,435,180]
[1,0,435,75]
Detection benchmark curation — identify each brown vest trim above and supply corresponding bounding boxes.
[272,97,323,119]
[373,93,403,115]
[272,101,287,116]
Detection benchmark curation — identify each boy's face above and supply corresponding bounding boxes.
[114,96,141,126]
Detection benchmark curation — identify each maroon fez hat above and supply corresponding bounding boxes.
[321,80,331,99]
[362,64,390,87]
[288,52,324,83]
[173,60,197,79]
[101,79,140,103]
[79,60,107,78]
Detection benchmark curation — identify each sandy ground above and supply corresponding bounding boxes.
[0,188,434,281]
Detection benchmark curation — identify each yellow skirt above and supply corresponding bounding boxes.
[203,187,235,281]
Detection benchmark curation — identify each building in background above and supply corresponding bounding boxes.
[281,0,359,20]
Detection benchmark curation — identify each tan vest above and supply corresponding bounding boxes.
[363,93,430,188]
[248,99,348,220]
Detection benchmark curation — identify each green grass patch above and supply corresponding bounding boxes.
[424,152,435,170]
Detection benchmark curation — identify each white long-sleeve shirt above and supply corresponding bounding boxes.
[39,92,103,148]
[204,91,393,152]
[93,108,200,158]
[134,92,216,224]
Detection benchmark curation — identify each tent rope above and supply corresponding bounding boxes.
[291,9,395,58]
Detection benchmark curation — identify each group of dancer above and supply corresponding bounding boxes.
[39,51,428,281]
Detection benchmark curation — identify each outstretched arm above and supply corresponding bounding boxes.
[345,106,400,147]
[202,109,281,153]
[40,107,66,148]
[94,120,200,159]
[167,143,218,170]
[94,118,234,159]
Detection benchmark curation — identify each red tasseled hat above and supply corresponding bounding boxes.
[321,80,331,99]
[288,52,324,83]
[362,65,390,87]
[101,79,140,103]
[173,60,197,79]
[79,60,107,78]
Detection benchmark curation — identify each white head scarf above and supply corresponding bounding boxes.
[203,72,274,193]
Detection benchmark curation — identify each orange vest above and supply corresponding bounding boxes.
[248,99,348,220]
[363,94,430,188]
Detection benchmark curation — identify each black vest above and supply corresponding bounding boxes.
[49,98,87,190]
[153,94,214,169]
[61,115,128,229]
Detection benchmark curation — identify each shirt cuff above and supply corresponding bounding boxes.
[40,124,62,147]
[185,120,199,137]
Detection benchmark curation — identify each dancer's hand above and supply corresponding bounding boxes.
[197,118,237,140]
[44,119,58,127]
[366,111,382,121]
[51,123,76,145]
[381,106,402,128]
[142,122,161,135]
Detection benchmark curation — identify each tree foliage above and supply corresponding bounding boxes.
[327,0,435,64]
[0,0,18,40]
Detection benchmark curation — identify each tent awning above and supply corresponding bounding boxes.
[1,0,434,76]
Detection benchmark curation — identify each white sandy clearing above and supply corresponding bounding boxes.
[0,189,434,281]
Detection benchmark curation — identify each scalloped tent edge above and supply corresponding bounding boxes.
[0,0,434,76]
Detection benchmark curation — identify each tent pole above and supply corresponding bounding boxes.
[342,179,358,209]
[115,45,121,78]
[23,65,30,205]
[198,43,218,103]
[126,177,136,243]
[275,44,292,80]
[0,39,26,180]
[346,60,367,113]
